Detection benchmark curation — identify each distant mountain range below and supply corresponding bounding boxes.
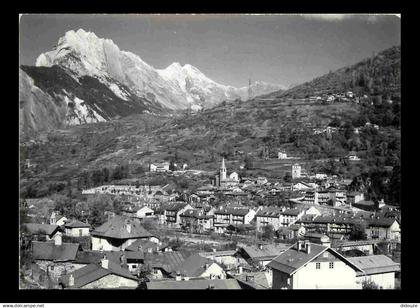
[19,29,286,138]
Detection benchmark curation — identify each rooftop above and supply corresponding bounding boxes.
[32,241,79,262]
[22,223,59,237]
[64,220,91,229]
[347,255,400,276]
[90,216,153,240]
[59,261,137,288]
[173,254,217,277]
[241,243,291,261]
[267,242,362,275]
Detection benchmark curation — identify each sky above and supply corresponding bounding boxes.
[19,14,400,88]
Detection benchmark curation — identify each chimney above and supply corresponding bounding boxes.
[68,274,74,287]
[207,284,215,289]
[238,265,243,275]
[54,233,62,246]
[297,240,304,251]
[205,263,210,269]
[126,223,132,233]
[258,244,263,250]
[175,272,182,281]
[304,240,311,254]
[101,255,109,269]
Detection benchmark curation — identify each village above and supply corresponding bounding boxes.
[19,154,401,290]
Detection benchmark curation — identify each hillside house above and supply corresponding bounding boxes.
[91,216,158,251]
[63,220,91,237]
[268,241,363,289]
[49,212,68,226]
[278,152,287,159]
[143,250,192,279]
[59,256,138,289]
[159,202,194,227]
[198,250,248,270]
[31,235,80,284]
[255,207,304,231]
[179,208,214,233]
[213,207,256,234]
[277,224,306,240]
[171,254,226,280]
[22,223,62,241]
[239,243,291,268]
[348,255,400,289]
[365,217,400,241]
[149,162,170,173]
[347,192,365,205]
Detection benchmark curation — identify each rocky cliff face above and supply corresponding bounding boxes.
[20,28,286,138]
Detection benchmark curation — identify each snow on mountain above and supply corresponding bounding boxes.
[35,29,286,111]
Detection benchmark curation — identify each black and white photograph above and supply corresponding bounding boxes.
[18,14,401,292]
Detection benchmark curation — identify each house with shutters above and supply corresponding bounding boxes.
[158,202,194,227]
[255,207,304,231]
[91,216,159,251]
[179,208,214,233]
[267,240,364,289]
[213,207,256,234]
[63,220,91,237]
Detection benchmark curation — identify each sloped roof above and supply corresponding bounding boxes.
[125,239,164,252]
[235,271,271,289]
[91,216,153,240]
[74,250,104,264]
[32,241,79,261]
[215,207,251,216]
[199,250,237,258]
[64,220,91,229]
[347,255,400,276]
[267,243,362,275]
[283,208,302,216]
[59,261,137,288]
[146,278,241,289]
[144,251,191,274]
[241,244,291,261]
[367,217,398,228]
[256,207,282,218]
[173,254,216,277]
[23,223,59,236]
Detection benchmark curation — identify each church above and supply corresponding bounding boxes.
[212,157,240,187]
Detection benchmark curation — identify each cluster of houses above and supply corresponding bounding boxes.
[21,208,400,290]
[20,157,400,290]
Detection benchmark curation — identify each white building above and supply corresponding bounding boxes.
[278,152,287,159]
[348,255,400,289]
[292,164,301,179]
[150,162,170,172]
[268,241,363,289]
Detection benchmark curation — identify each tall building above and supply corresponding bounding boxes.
[292,164,301,179]
[220,157,227,181]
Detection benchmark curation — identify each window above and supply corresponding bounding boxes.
[316,262,321,269]
[329,262,334,269]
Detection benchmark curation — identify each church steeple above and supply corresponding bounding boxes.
[220,157,227,181]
